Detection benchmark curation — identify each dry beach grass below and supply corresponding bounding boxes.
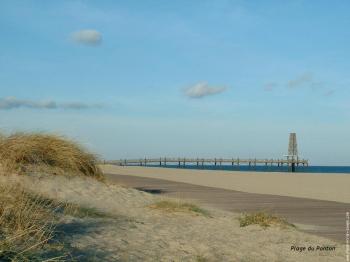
[238,212,296,229]
[149,200,211,217]
[0,183,59,261]
[0,132,104,260]
[0,133,103,180]
[0,132,346,261]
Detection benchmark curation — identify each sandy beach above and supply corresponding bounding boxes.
[0,134,347,260]
[105,172,350,243]
[0,172,346,261]
[101,165,350,203]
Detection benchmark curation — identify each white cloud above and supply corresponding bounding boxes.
[71,29,102,46]
[287,72,313,88]
[0,97,103,110]
[184,82,227,98]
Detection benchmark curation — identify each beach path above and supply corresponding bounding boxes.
[103,166,350,243]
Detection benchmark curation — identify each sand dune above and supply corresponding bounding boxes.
[101,165,350,203]
[0,173,346,261]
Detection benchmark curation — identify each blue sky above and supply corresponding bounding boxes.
[1,0,349,165]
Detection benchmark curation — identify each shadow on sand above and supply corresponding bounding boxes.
[44,217,130,261]
[135,187,167,194]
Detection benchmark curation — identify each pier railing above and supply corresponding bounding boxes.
[105,157,308,167]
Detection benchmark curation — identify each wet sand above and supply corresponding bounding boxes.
[101,165,350,203]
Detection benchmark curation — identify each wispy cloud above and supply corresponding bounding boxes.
[310,81,326,90]
[184,82,227,98]
[70,29,102,46]
[287,72,313,88]
[324,89,335,97]
[264,82,277,92]
[0,97,103,110]
[264,72,334,97]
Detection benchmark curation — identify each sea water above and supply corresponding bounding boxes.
[143,164,350,174]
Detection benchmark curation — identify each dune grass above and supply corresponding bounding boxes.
[0,132,103,180]
[149,200,210,217]
[0,132,106,260]
[238,212,295,229]
[0,182,115,261]
[0,183,63,261]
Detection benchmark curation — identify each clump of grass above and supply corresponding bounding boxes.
[0,132,103,180]
[149,200,210,217]
[238,212,295,229]
[195,255,209,262]
[63,203,110,219]
[0,180,113,260]
[0,183,63,261]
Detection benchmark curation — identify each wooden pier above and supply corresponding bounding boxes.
[106,157,308,170]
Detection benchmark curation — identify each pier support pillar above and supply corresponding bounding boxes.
[291,163,296,172]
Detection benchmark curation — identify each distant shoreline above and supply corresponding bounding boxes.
[101,165,350,203]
